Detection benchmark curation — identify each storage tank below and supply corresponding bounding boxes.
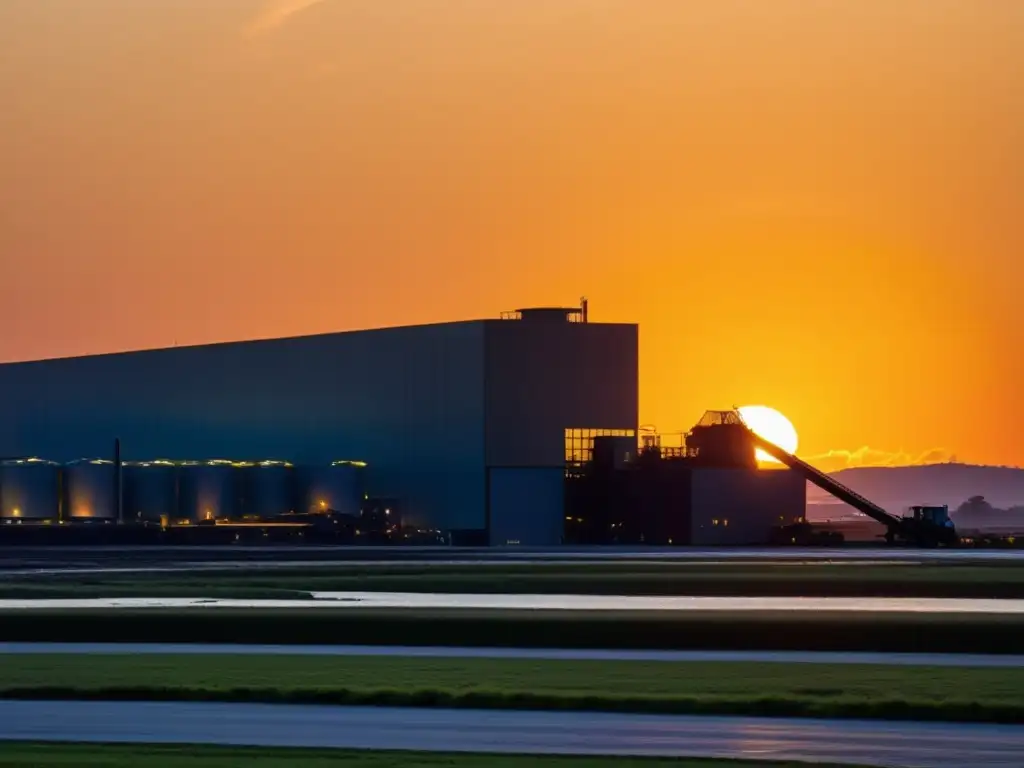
[178,460,240,521]
[296,460,366,516]
[0,458,61,520]
[64,459,117,520]
[123,460,178,523]
[242,460,294,518]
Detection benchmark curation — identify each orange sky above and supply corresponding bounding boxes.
[1,0,1021,470]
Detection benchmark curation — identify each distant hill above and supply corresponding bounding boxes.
[805,463,1024,519]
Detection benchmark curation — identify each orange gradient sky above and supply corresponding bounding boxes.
[1,0,1021,470]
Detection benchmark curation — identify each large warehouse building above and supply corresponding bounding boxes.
[0,304,638,546]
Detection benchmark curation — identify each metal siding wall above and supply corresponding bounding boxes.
[0,323,487,532]
[488,467,565,546]
[690,469,807,545]
[484,321,639,467]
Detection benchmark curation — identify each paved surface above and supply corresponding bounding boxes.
[0,701,1021,767]
[1,593,1022,613]
[4,642,1024,667]
[310,592,1024,613]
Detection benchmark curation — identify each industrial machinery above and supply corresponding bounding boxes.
[901,505,955,544]
[734,410,958,547]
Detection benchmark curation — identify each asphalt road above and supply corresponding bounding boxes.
[3,642,1024,667]
[0,700,1020,767]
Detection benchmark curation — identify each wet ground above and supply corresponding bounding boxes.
[3,700,1022,767]
[1,592,1023,613]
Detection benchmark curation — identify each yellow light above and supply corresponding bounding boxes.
[11,509,20,518]
[737,405,799,464]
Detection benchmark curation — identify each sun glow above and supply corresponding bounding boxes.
[737,405,799,464]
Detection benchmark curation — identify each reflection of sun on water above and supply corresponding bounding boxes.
[737,405,799,464]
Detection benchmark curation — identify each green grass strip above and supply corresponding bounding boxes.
[0,743,867,768]
[2,655,1023,724]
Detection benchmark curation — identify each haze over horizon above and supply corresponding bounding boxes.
[1,0,1021,470]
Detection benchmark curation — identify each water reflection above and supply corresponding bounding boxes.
[0,593,1022,613]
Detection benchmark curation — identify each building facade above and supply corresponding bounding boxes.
[688,468,807,545]
[0,307,638,545]
[563,457,808,547]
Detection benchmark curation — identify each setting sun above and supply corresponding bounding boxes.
[737,405,799,464]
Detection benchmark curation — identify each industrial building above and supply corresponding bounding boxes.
[0,303,831,547]
[564,411,807,546]
[0,302,638,546]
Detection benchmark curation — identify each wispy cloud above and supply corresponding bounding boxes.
[806,446,956,473]
[243,0,327,38]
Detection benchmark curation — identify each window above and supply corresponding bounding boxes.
[564,427,636,464]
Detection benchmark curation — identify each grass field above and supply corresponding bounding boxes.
[1,653,1022,724]
[5,561,1024,599]
[2,607,1023,653]
[0,744,866,768]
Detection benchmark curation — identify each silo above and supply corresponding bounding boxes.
[178,460,240,522]
[64,459,117,520]
[296,460,366,516]
[0,458,61,520]
[242,461,294,518]
[124,460,178,523]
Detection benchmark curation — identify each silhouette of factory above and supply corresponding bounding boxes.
[0,301,808,546]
